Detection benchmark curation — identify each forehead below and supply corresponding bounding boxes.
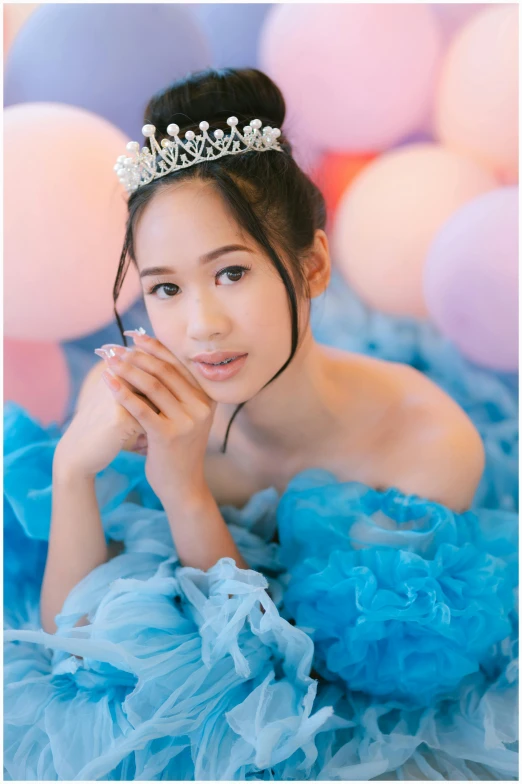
[133,180,244,266]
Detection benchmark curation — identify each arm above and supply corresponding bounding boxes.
[162,484,249,572]
[40,464,109,634]
[75,360,106,414]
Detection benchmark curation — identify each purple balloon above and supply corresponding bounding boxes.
[4,4,211,140]
[190,4,273,69]
[424,187,519,372]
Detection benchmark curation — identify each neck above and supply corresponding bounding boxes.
[222,331,344,454]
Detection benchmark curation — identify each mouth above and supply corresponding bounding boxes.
[193,353,248,381]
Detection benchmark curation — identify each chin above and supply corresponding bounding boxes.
[199,377,263,406]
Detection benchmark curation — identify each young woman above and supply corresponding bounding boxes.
[4,68,517,781]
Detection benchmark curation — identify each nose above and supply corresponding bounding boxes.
[184,292,232,342]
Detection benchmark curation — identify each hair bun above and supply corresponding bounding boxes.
[144,67,286,138]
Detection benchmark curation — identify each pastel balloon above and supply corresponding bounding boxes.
[3,3,39,62]
[259,4,442,151]
[4,103,142,342]
[435,5,518,183]
[4,3,210,140]
[430,3,493,44]
[190,3,272,69]
[424,187,518,371]
[4,339,70,426]
[311,151,377,228]
[285,122,323,176]
[333,144,498,318]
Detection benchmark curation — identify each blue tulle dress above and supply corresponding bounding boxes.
[3,271,519,780]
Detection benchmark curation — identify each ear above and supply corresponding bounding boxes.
[303,229,331,298]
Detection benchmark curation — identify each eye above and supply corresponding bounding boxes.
[216,264,252,284]
[147,282,179,299]
[146,264,251,300]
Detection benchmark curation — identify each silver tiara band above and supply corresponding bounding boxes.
[114,116,284,194]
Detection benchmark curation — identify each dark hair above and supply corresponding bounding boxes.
[113,68,326,453]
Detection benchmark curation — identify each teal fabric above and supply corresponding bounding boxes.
[3,397,518,780]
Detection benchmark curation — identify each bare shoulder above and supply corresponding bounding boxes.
[324,348,485,511]
[380,364,486,511]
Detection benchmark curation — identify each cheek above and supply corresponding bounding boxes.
[145,308,182,355]
[240,295,294,367]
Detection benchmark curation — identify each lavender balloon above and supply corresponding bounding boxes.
[4,4,211,140]
[423,187,518,371]
[190,4,272,69]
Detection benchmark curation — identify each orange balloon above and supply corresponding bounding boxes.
[3,4,39,62]
[311,151,377,228]
[4,338,70,426]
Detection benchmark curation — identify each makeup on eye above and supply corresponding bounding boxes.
[145,264,252,298]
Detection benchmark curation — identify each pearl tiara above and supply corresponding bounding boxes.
[114,116,284,194]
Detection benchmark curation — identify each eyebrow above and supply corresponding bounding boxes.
[139,244,254,279]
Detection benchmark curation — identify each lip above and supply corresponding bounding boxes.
[193,353,248,381]
[191,350,248,364]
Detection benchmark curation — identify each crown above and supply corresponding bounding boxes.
[114,116,284,194]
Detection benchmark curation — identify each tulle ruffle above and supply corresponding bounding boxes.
[4,401,519,780]
[278,469,518,708]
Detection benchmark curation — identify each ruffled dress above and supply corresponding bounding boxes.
[3,271,519,780]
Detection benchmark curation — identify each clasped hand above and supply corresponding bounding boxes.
[102,333,217,504]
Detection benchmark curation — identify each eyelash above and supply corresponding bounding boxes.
[146,264,252,299]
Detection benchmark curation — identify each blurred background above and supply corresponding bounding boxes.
[3,2,519,509]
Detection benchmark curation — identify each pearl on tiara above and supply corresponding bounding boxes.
[114,116,284,194]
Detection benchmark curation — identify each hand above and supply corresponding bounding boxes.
[101,334,217,504]
[54,362,152,479]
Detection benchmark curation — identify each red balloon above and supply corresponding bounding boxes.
[4,338,70,426]
[311,151,377,228]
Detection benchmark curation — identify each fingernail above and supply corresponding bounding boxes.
[100,344,131,356]
[94,348,109,359]
[123,327,147,338]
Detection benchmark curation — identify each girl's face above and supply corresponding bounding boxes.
[133,180,301,404]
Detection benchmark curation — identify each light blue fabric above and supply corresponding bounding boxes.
[3,395,518,780]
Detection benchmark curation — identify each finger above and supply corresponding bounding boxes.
[102,369,165,434]
[105,354,185,421]
[123,332,207,394]
[114,342,212,409]
[96,350,160,414]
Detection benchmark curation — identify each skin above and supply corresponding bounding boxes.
[81,178,485,512]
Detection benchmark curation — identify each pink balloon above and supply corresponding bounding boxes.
[333,143,498,318]
[4,338,70,425]
[259,4,442,152]
[430,3,492,43]
[424,187,518,372]
[4,103,142,342]
[435,5,518,183]
[285,122,323,175]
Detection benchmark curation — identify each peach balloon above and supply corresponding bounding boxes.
[3,3,39,62]
[311,151,377,228]
[259,4,442,152]
[435,5,518,183]
[332,144,498,318]
[4,338,70,426]
[4,103,142,342]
